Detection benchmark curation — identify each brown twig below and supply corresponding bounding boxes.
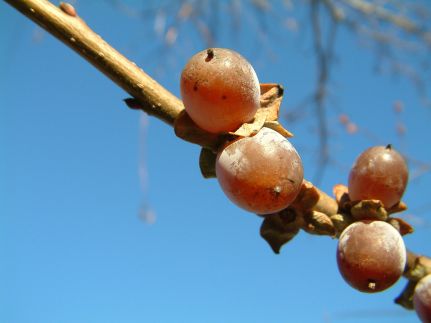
[4,0,183,125]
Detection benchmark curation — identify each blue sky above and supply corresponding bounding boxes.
[1,1,430,322]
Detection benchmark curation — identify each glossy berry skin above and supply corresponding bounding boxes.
[180,48,260,134]
[348,145,408,208]
[414,274,431,323]
[336,220,406,293]
[216,127,304,214]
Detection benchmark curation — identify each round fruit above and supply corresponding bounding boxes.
[180,48,260,133]
[348,145,408,208]
[414,274,431,323]
[215,127,303,214]
[336,220,406,293]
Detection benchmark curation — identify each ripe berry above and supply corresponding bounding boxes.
[180,48,260,133]
[336,220,406,293]
[216,127,303,214]
[348,145,408,208]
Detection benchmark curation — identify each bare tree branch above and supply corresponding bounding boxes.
[339,0,431,45]
[4,0,183,125]
[3,0,431,312]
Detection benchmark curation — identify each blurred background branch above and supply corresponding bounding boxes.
[101,0,431,183]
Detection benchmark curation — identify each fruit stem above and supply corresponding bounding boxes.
[205,48,215,62]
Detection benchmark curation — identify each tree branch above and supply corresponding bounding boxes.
[4,0,431,311]
[4,0,183,125]
[340,0,431,45]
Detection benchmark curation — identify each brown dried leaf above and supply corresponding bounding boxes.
[388,217,414,236]
[174,83,291,152]
[230,107,268,137]
[333,184,348,204]
[394,280,416,310]
[350,199,388,221]
[292,181,338,216]
[330,213,354,236]
[260,208,300,254]
[174,110,223,151]
[291,181,320,211]
[387,201,408,215]
[332,184,351,212]
[260,83,284,121]
[199,148,217,179]
[404,253,431,281]
[302,211,336,236]
[263,121,293,137]
[230,83,292,138]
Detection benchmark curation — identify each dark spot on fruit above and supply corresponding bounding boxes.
[222,95,227,100]
[193,81,198,91]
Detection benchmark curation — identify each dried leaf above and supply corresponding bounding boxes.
[263,121,293,137]
[330,213,354,236]
[388,217,414,236]
[333,184,349,204]
[230,107,268,137]
[394,280,416,310]
[173,83,291,153]
[332,184,351,211]
[174,110,223,151]
[302,211,336,236]
[387,201,408,214]
[230,83,292,138]
[292,181,338,215]
[291,181,320,211]
[404,254,431,281]
[350,199,388,221]
[199,148,217,179]
[260,208,300,254]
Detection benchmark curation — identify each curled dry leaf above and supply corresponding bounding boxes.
[260,208,300,254]
[387,201,408,215]
[291,181,320,211]
[388,217,414,236]
[404,255,431,282]
[333,184,348,203]
[302,211,336,236]
[292,181,338,215]
[350,199,388,221]
[199,148,217,179]
[230,84,293,138]
[394,280,416,310]
[174,83,292,149]
[333,184,351,211]
[174,110,223,151]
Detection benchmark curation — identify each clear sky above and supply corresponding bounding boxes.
[1,1,430,323]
